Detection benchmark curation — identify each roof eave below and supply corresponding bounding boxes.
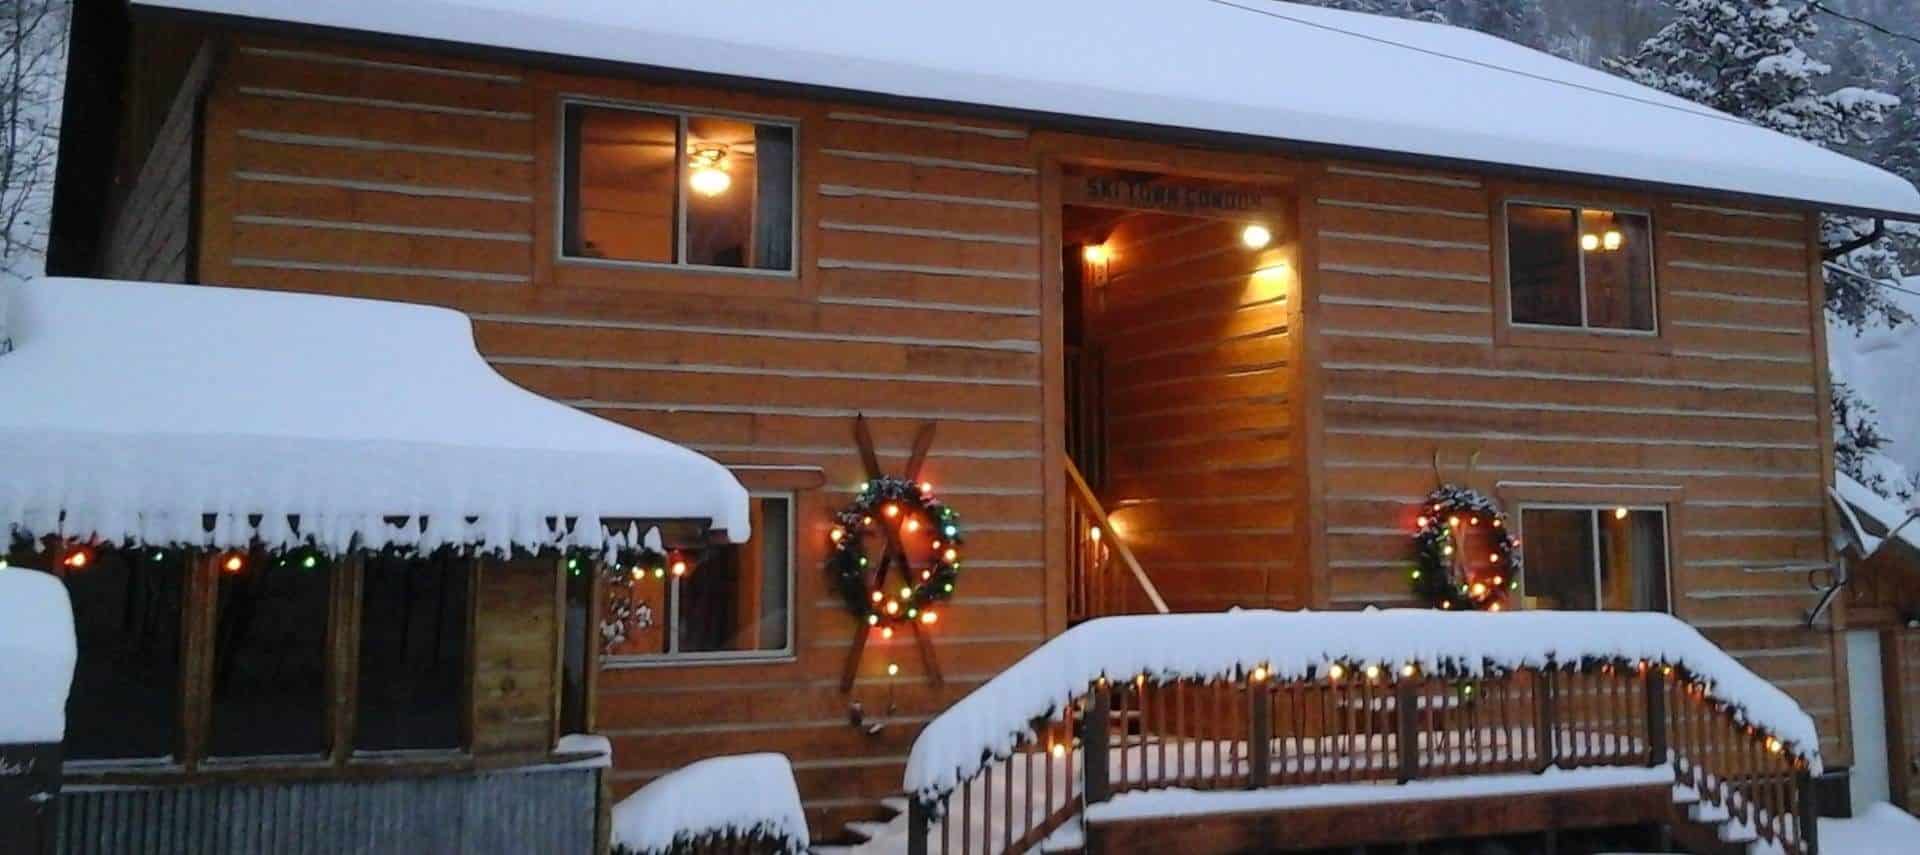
[133,2,1920,223]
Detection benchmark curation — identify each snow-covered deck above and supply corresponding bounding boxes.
[0,277,749,554]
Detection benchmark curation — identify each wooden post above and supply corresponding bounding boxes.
[1535,667,1558,772]
[1249,683,1272,788]
[907,798,930,855]
[1396,678,1421,784]
[1796,767,1820,855]
[1644,666,1668,768]
[1085,683,1112,804]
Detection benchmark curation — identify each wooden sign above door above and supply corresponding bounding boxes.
[1062,169,1290,219]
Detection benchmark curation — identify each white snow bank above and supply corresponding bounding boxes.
[904,610,1821,801]
[611,753,809,855]
[1086,765,1674,823]
[1819,802,1920,855]
[138,0,1920,217]
[0,277,749,554]
[0,568,77,743]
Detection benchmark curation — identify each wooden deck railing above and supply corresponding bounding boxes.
[908,659,1817,855]
[1065,458,1168,621]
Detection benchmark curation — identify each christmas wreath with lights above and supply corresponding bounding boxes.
[828,476,963,628]
[1411,484,1521,611]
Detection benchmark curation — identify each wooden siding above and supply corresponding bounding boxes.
[193,36,1047,834]
[1094,212,1305,610]
[1890,629,1920,814]
[179,30,1855,835]
[1303,163,1848,761]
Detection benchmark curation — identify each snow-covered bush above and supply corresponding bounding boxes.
[611,753,809,855]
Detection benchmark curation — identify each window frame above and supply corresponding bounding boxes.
[554,95,801,279]
[603,490,799,669]
[1499,197,1661,338]
[1513,502,1674,614]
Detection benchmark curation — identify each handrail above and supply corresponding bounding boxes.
[910,662,1817,855]
[1064,457,1169,616]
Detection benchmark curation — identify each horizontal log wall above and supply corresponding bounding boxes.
[1302,162,1848,761]
[184,30,1851,834]
[194,36,1047,835]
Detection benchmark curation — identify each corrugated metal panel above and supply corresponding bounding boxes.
[57,766,598,854]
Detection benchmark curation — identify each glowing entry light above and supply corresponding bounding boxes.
[1082,244,1110,264]
[1241,224,1273,249]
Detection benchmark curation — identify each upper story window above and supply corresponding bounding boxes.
[1506,203,1656,333]
[1518,506,1670,613]
[561,101,796,273]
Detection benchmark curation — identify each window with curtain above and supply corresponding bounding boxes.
[603,494,794,661]
[1507,202,1655,332]
[562,102,795,272]
[1519,506,1669,612]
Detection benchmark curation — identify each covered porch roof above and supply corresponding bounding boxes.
[137,0,1920,219]
[0,277,750,554]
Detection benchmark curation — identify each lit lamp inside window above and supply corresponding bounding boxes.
[688,145,732,196]
[1579,229,1625,252]
[1241,223,1272,249]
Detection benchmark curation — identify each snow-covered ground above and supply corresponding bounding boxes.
[1819,802,1920,855]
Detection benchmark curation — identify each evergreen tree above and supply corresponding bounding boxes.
[1603,0,1896,146]
[1451,0,1548,49]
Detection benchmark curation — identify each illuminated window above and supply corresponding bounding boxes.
[562,102,795,272]
[1519,506,1670,612]
[604,494,794,661]
[1507,203,1655,332]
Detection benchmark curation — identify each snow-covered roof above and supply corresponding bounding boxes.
[1834,473,1920,557]
[0,277,750,554]
[138,0,1920,218]
[0,568,76,744]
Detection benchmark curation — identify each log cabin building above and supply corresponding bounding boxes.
[37,0,1920,849]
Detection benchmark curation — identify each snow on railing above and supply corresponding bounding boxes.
[612,753,809,855]
[904,610,1821,801]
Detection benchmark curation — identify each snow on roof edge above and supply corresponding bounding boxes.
[1836,473,1920,555]
[903,610,1823,801]
[0,277,751,555]
[130,0,1920,219]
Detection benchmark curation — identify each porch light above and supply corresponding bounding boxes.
[1082,244,1110,264]
[1580,233,1601,252]
[687,145,731,197]
[1241,224,1272,249]
[1603,229,1624,251]
[1614,507,1630,520]
[1051,743,1066,759]
[222,553,246,574]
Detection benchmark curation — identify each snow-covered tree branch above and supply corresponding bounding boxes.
[0,0,68,283]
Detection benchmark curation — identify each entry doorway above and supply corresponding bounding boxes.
[1055,170,1304,612]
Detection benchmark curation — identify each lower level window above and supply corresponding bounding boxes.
[355,554,470,752]
[1519,506,1670,612]
[59,550,186,760]
[604,494,793,661]
[210,553,331,758]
